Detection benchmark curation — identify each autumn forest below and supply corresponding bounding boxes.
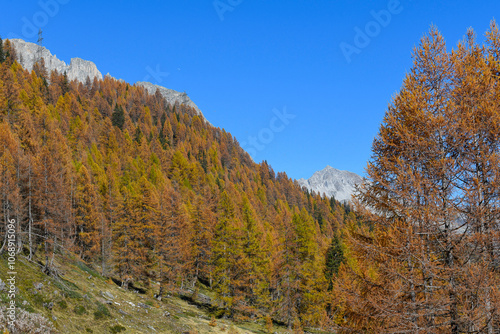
[2,20,500,333]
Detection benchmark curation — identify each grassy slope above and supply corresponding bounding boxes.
[0,250,283,334]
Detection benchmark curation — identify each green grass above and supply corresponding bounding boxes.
[109,324,127,333]
[75,261,101,278]
[0,250,304,334]
[73,305,87,315]
[93,302,111,319]
[58,300,68,309]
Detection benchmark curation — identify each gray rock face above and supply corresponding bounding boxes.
[66,57,102,83]
[9,39,102,82]
[136,81,207,121]
[297,166,363,203]
[9,38,208,122]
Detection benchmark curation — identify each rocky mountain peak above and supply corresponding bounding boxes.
[297,166,363,203]
[9,39,102,82]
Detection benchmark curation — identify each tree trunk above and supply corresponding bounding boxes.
[28,160,33,260]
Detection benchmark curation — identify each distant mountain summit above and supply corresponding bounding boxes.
[297,166,363,202]
[9,39,207,122]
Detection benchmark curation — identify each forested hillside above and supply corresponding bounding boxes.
[0,38,354,332]
[6,20,500,333]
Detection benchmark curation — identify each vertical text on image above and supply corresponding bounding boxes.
[6,218,17,327]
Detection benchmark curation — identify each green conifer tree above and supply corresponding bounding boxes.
[0,37,4,63]
[111,104,125,129]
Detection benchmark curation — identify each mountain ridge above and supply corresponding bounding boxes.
[297,165,363,202]
[9,38,207,122]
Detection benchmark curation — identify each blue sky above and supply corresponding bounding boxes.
[1,0,499,179]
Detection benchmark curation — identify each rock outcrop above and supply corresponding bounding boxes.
[136,81,205,120]
[8,39,207,122]
[10,39,102,82]
[297,166,363,203]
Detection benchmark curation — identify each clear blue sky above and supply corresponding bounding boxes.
[1,0,499,179]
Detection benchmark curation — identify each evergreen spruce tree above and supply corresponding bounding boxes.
[0,37,4,64]
[324,234,344,291]
[111,104,125,129]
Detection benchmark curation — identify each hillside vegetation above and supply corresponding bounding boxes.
[0,37,354,333]
[5,20,500,333]
[1,248,332,333]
